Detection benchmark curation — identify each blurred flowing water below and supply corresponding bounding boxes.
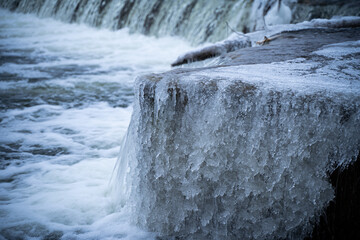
[0,9,191,239]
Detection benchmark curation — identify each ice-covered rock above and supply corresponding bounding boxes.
[115,30,360,239]
[171,16,360,67]
[291,0,360,24]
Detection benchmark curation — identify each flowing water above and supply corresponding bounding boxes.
[0,0,294,45]
[0,9,191,239]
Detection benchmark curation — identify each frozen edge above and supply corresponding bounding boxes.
[171,16,360,66]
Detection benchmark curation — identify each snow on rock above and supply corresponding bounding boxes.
[305,16,360,28]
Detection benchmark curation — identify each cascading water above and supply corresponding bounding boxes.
[1,0,360,239]
[2,0,360,45]
[0,0,291,44]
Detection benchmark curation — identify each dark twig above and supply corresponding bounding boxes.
[225,21,246,37]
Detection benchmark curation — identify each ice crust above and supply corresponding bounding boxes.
[172,16,360,66]
[171,34,251,67]
[116,45,360,239]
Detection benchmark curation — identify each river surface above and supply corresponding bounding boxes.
[0,9,191,239]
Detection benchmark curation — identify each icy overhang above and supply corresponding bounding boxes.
[117,27,360,239]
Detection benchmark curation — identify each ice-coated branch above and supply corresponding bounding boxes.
[171,33,251,67]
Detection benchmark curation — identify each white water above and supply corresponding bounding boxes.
[0,9,191,239]
[0,0,299,45]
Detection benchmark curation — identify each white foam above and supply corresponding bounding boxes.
[0,9,192,239]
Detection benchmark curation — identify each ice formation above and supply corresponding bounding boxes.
[116,41,360,239]
[171,34,251,67]
[264,0,292,27]
[171,16,360,66]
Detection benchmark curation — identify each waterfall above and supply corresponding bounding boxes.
[2,0,359,45]
[0,0,284,44]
